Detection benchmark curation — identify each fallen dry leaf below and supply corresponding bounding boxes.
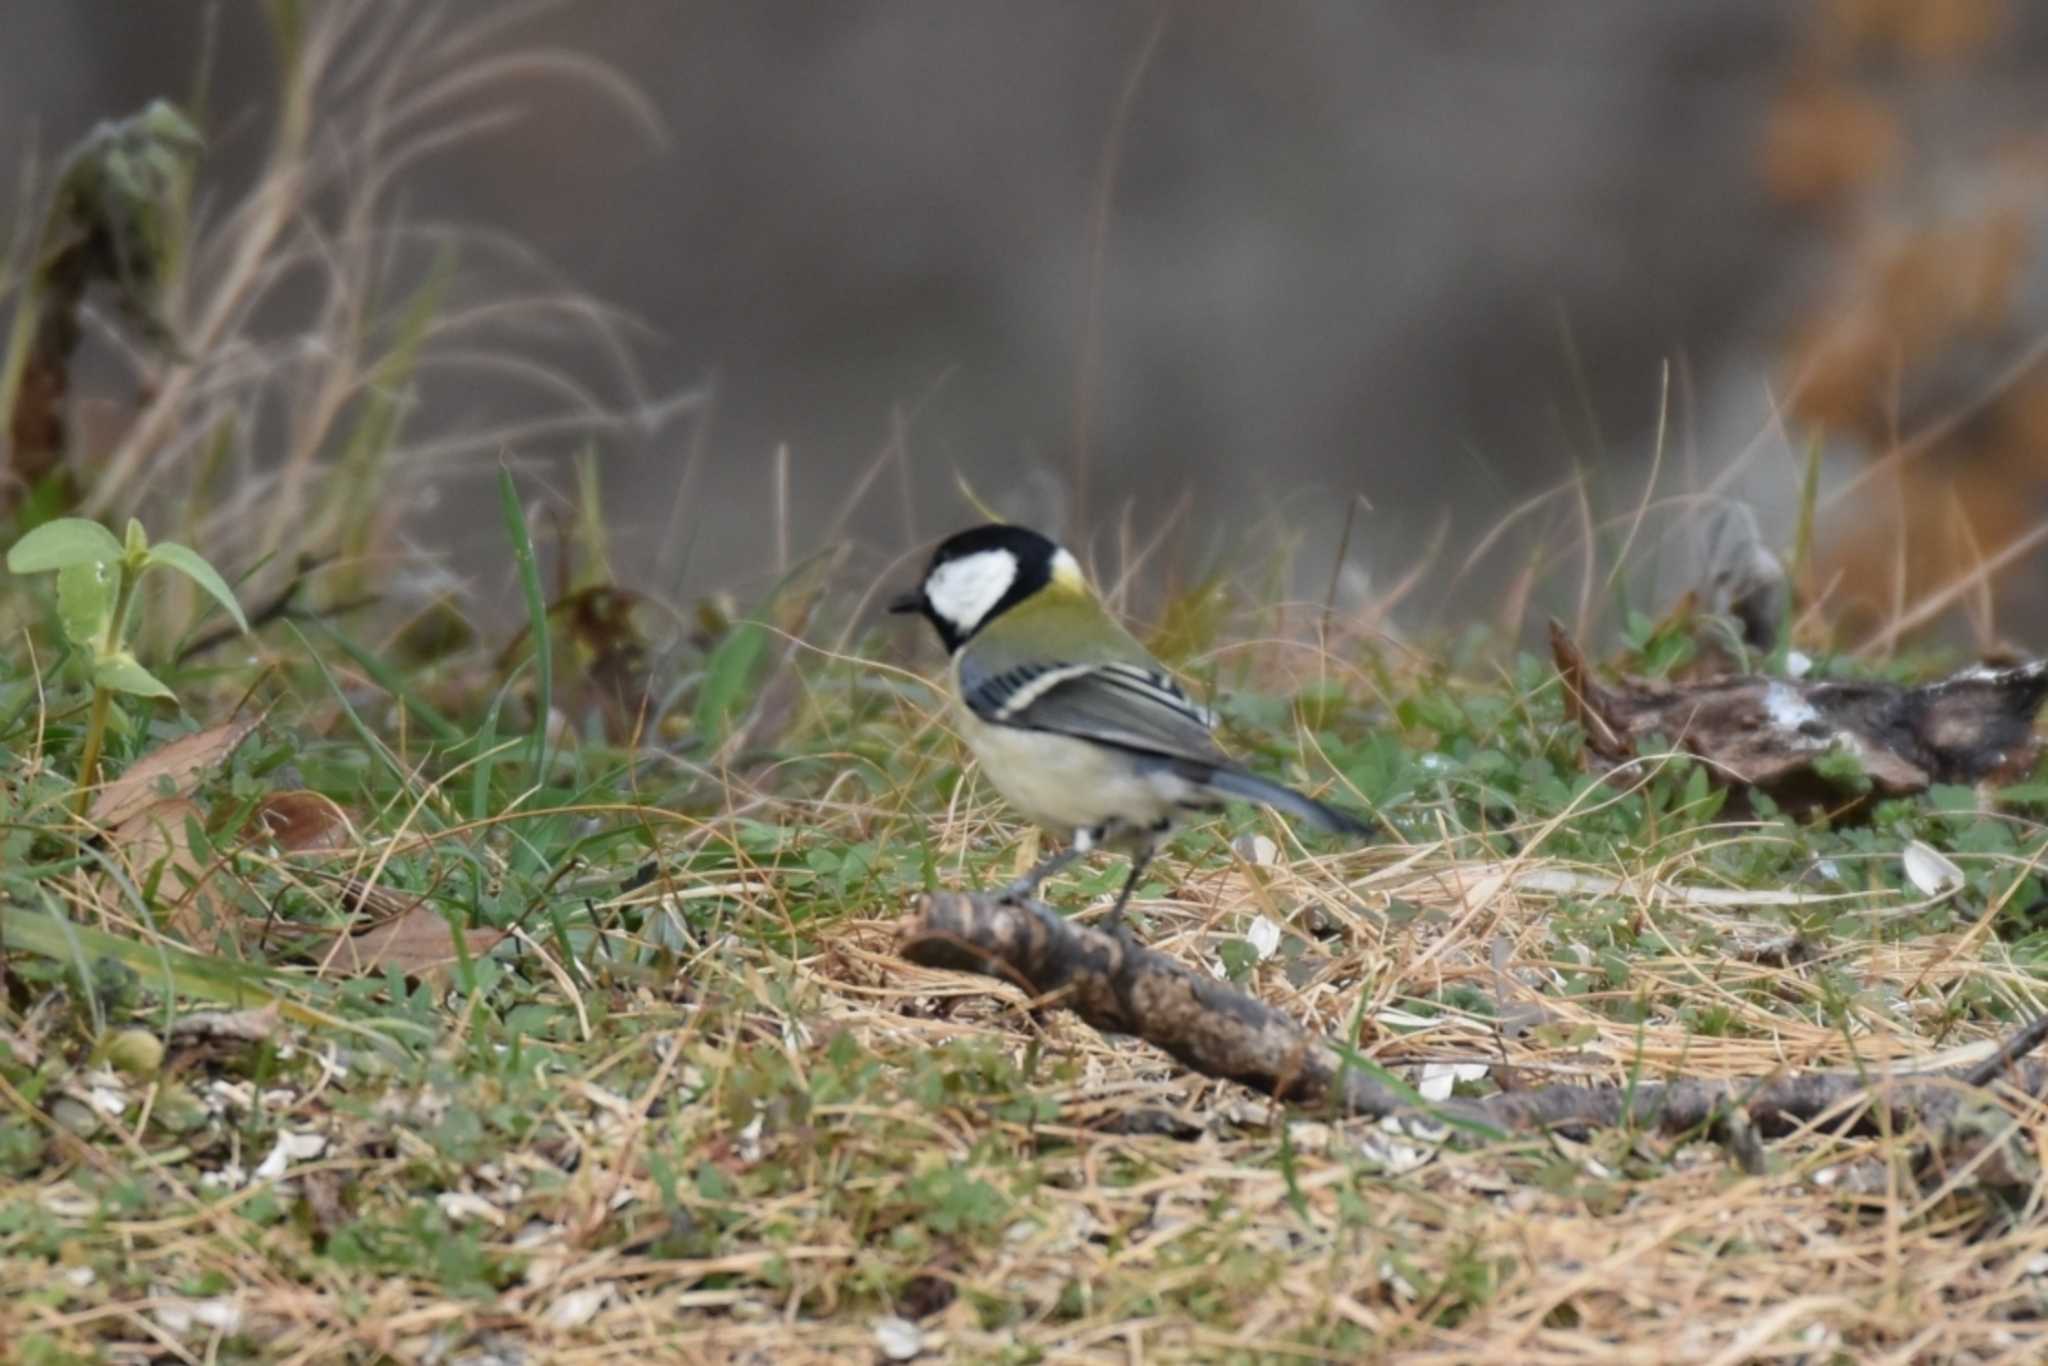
[243,790,352,854]
[560,585,657,743]
[107,797,226,948]
[1551,621,2048,811]
[90,714,262,829]
[314,904,508,983]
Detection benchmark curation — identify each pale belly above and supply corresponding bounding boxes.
[956,704,1202,841]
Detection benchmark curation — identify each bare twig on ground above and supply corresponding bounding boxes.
[899,891,2048,1139]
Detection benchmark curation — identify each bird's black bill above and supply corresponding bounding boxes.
[887,589,923,614]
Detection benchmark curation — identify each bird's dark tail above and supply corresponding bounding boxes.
[1201,766,1377,838]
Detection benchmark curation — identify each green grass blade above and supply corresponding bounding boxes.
[317,623,461,744]
[471,675,514,822]
[499,466,552,778]
[290,622,430,793]
[694,616,768,747]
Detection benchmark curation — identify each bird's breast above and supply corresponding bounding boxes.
[954,703,1188,837]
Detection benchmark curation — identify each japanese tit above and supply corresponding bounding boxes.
[890,523,1374,935]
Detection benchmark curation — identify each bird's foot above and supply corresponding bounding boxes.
[1097,906,1138,947]
[997,877,1039,906]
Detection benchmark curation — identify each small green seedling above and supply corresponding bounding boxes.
[6,515,247,806]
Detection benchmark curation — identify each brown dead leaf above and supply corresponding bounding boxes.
[315,904,507,984]
[492,585,661,744]
[90,714,262,829]
[243,790,352,854]
[562,586,656,743]
[1551,621,2048,812]
[107,798,226,948]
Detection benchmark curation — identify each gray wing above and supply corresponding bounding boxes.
[961,655,1225,763]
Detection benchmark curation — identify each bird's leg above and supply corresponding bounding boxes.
[999,827,1097,904]
[1099,838,1157,941]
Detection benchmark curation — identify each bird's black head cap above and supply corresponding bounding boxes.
[888,522,1063,653]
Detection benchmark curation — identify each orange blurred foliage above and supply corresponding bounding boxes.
[1824,0,2005,64]
[1764,0,2048,641]
[1760,77,1898,208]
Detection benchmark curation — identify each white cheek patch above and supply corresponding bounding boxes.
[925,548,1018,634]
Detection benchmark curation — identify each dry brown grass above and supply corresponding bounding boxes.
[11,790,2048,1363]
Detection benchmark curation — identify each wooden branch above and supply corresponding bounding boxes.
[898,891,2048,1139]
[899,889,1415,1119]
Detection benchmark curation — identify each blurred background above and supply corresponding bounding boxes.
[9,0,2048,647]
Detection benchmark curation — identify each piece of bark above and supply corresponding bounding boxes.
[1551,621,2048,806]
[898,891,2048,1139]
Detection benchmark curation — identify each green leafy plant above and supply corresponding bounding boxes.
[6,516,246,805]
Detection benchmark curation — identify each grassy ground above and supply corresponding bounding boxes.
[5,572,2048,1363]
[7,8,2048,1362]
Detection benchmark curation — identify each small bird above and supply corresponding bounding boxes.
[890,523,1374,935]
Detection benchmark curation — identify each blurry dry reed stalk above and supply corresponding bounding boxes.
[57,2,695,629]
